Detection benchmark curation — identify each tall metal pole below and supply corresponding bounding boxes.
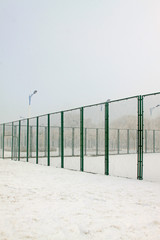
[2,123,5,159]
[137,96,143,180]
[27,119,29,162]
[18,120,21,161]
[28,90,37,118]
[105,102,109,175]
[61,112,64,168]
[48,114,50,166]
[80,107,84,171]
[11,122,14,160]
[36,117,39,164]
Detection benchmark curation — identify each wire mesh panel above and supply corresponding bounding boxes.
[129,129,137,154]
[97,128,105,155]
[29,118,36,164]
[155,130,160,152]
[84,104,105,174]
[4,123,12,158]
[50,113,61,167]
[143,94,160,181]
[20,120,27,161]
[0,125,3,158]
[13,121,19,161]
[64,109,80,170]
[38,115,48,165]
[109,129,118,154]
[109,98,138,179]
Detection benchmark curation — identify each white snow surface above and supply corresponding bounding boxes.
[0,159,160,240]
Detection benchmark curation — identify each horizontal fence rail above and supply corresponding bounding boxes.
[0,92,160,181]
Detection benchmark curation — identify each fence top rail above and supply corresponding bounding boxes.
[143,91,160,97]
[1,91,160,126]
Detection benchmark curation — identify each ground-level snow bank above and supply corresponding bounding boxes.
[0,159,160,240]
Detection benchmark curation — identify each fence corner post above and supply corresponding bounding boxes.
[137,95,143,180]
[105,102,109,175]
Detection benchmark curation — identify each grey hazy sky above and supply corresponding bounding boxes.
[0,0,160,123]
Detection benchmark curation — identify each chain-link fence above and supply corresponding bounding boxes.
[0,92,160,181]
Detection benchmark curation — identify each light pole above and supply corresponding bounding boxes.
[150,104,160,116]
[28,90,37,118]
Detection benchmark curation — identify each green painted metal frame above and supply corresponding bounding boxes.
[36,117,39,164]
[11,122,14,160]
[48,114,50,166]
[2,123,5,159]
[61,112,64,168]
[27,119,29,162]
[137,96,143,180]
[80,107,84,171]
[18,120,21,161]
[105,102,109,175]
[1,91,160,181]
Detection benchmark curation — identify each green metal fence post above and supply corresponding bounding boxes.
[127,129,129,154]
[105,102,109,175]
[27,119,29,162]
[18,120,21,161]
[48,114,50,166]
[11,122,14,160]
[96,128,98,156]
[72,127,74,156]
[2,123,5,159]
[137,96,143,180]
[36,117,39,164]
[153,130,155,153]
[61,112,64,168]
[80,107,84,171]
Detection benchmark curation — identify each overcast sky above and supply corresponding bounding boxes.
[0,0,160,123]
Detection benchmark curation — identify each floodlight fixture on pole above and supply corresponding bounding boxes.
[28,90,38,118]
[150,104,160,116]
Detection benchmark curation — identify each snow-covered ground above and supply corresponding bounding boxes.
[28,153,160,182]
[0,159,160,240]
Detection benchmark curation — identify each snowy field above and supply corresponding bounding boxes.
[0,159,160,240]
